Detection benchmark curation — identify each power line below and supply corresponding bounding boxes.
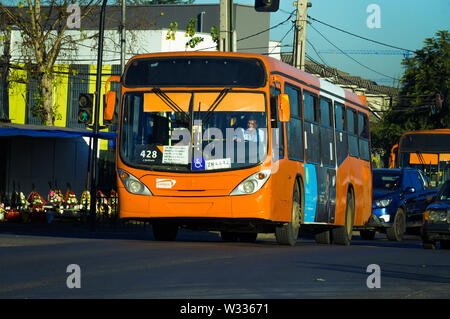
[317,49,413,57]
[307,15,416,53]
[197,11,296,52]
[306,39,328,67]
[269,23,295,55]
[308,22,401,82]
[237,9,296,43]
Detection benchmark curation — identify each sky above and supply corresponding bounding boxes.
[195,0,450,87]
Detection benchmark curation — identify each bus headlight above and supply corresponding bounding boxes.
[118,169,152,196]
[230,169,271,196]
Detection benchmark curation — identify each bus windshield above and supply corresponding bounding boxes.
[119,91,268,172]
[399,132,450,188]
[124,56,266,88]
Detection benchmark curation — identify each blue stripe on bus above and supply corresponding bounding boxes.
[337,154,348,168]
[304,163,318,223]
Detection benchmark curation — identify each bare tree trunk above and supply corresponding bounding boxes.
[41,72,54,126]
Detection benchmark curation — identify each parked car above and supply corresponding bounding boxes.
[422,180,450,249]
[361,168,437,241]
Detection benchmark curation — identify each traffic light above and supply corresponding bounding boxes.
[77,93,94,124]
[255,0,280,12]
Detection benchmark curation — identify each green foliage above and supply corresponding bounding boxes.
[185,18,204,49]
[371,30,450,164]
[166,22,178,40]
[210,26,220,50]
[166,18,207,49]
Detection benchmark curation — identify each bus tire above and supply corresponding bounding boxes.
[332,191,354,246]
[152,222,178,241]
[275,181,302,246]
[386,208,405,242]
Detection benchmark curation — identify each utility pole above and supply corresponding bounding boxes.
[293,0,310,71]
[219,0,234,52]
[0,28,11,121]
[120,0,126,73]
[90,0,108,231]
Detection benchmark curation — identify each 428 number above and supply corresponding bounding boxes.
[140,150,158,159]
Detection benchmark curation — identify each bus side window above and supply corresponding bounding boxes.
[335,102,347,164]
[270,86,284,159]
[304,91,320,164]
[285,84,304,161]
[319,97,334,166]
[346,107,359,158]
[358,112,370,161]
[270,86,280,128]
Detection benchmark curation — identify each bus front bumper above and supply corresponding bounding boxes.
[118,190,273,222]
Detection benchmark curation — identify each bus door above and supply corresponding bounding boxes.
[302,91,337,224]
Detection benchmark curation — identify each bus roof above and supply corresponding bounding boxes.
[401,129,450,136]
[399,129,450,154]
[125,51,368,111]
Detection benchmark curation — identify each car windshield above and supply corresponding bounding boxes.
[437,182,450,201]
[119,91,268,172]
[373,172,401,191]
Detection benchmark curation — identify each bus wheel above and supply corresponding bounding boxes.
[332,191,354,245]
[275,181,301,246]
[152,222,178,241]
[221,232,239,242]
[386,208,405,242]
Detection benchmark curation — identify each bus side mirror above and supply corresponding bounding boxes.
[104,91,116,121]
[278,93,290,122]
[103,75,120,123]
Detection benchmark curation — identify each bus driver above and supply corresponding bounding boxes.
[234,117,265,144]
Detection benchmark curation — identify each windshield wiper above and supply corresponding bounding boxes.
[202,88,232,125]
[152,88,191,123]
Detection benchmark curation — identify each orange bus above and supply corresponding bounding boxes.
[103,52,372,245]
[389,129,450,188]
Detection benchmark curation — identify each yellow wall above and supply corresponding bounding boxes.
[8,67,27,124]
[7,64,115,156]
[53,65,69,127]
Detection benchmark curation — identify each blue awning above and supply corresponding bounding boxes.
[0,123,117,140]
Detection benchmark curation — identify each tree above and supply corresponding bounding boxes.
[0,1,101,125]
[371,30,449,164]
